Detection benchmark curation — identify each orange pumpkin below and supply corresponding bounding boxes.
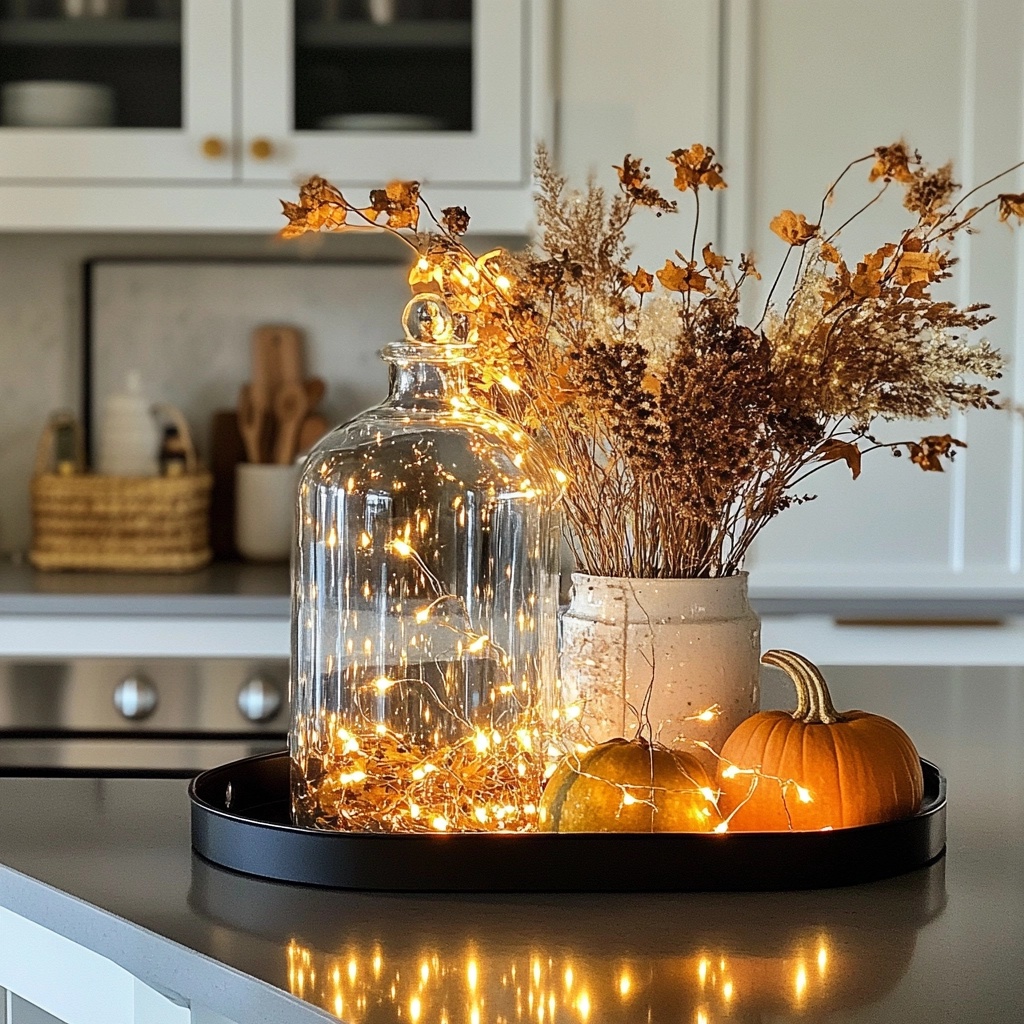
[717,650,924,831]
[538,738,722,832]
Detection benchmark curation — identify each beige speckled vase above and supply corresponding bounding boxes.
[560,573,760,768]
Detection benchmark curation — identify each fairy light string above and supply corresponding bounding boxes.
[294,518,818,835]
[289,292,825,836]
[293,521,757,833]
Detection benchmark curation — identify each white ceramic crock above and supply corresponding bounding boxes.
[560,572,761,768]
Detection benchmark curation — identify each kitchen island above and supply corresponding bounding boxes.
[1,664,1022,1023]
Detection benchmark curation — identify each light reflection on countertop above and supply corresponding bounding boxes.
[189,851,943,1024]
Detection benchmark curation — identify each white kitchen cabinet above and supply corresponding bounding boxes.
[0,0,551,233]
[240,1,534,189]
[0,0,233,183]
[721,0,1024,596]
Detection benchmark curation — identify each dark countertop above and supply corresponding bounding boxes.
[0,561,292,617]
[1,559,1023,619]
[1,664,1023,1023]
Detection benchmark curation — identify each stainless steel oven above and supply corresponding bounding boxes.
[0,657,288,776]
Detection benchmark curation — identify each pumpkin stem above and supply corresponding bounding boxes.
[760,649,842,725]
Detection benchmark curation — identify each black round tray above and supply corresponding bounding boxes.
[189,750,946,892]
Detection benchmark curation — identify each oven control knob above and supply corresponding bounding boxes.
[238,676,283,723]
[113,674,158,721]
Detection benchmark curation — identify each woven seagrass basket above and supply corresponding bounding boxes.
[30,409,213,573]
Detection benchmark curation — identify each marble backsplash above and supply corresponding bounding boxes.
[0,231,512,556]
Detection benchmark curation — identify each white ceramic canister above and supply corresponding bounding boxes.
[560,573,760,768]
[235,462,301,562]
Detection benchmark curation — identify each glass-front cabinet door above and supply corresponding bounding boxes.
[0,0,233,180]
[240,0,529,187]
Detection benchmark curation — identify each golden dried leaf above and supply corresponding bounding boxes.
[628,266,654,294]
[302,175,347,207]
[385,179,419,205]
[279,176,354,236]
[770,210,819,246]
[869,141,917,184]
[702,243,727,272]
[641,373,663,398]
[667,143,726,192]
[816,439,862,479]
[906,434,966,472]
[998,192,1024,224]
[893,250,945,287]
[385,206,419,230]
[613,154,676,212]
[738,253,761,280]
[369,180,421,229]
[614,154,646,193]
[850,263,882,299]
[819,241,841,264]
[441,205,471,235]
[656,259,708,293]
[903,162,958,223]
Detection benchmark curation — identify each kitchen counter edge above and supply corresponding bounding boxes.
[0,861,333,1024]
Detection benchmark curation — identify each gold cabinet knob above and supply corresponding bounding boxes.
[201,136,226,159]
[249,137,275,160]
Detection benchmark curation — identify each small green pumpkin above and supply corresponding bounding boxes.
[538,738,722,832]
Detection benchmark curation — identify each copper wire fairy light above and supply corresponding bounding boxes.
[289,294,565,833]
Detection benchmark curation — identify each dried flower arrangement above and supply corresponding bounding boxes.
[282,143,1024,578]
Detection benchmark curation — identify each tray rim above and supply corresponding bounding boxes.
[189,749,946,892]
[189,748,946,840]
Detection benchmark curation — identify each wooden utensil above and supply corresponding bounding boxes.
[274,326,305,385]
[273,381,309,464]
[249,329,278,462]
[236,384,263,464]
[252,324,306,461]
[297,413,330,456]
[304,376,326,412]
[256,324,304,388]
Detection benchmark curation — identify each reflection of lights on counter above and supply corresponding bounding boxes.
[575,991,590,1021]
[286,932,845,1023]
[795,962,808,1000]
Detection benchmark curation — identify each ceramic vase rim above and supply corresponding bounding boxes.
[569,570,749,585]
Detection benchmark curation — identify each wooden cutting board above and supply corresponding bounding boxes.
[209,410,247,559]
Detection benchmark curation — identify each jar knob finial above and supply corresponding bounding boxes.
[402,293,455,345]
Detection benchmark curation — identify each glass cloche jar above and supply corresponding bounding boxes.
[290,294,564,833]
